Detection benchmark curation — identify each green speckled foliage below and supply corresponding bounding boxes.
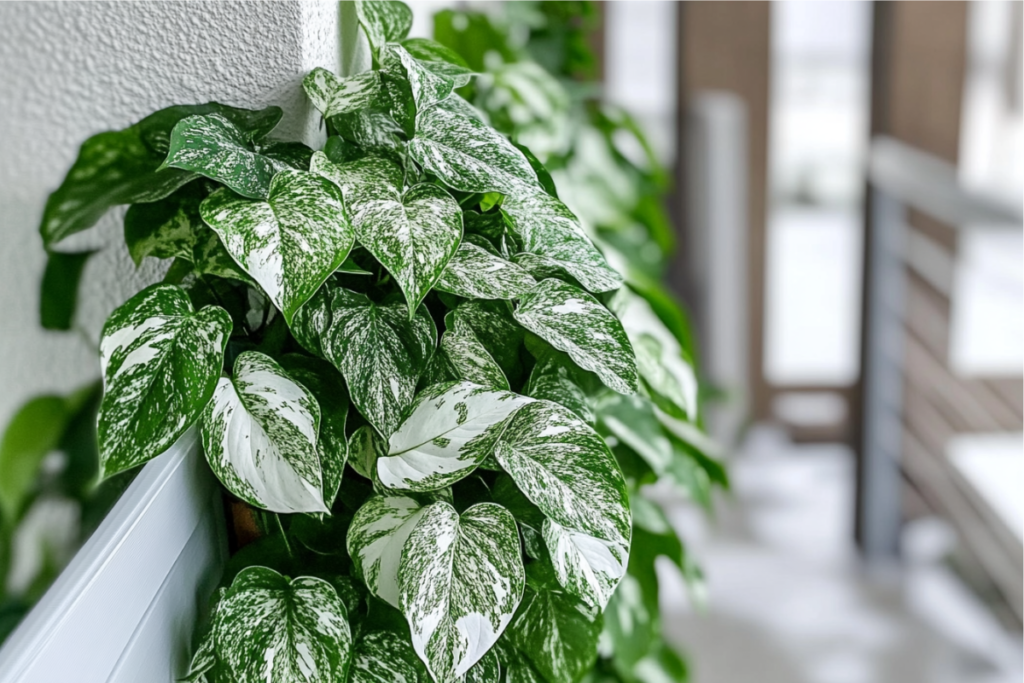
[14,1,726,681]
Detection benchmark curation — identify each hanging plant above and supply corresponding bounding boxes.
[2,2,727,681]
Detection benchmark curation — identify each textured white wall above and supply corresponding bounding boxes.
[0,1,342,429]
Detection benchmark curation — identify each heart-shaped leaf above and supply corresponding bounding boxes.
[349,630,426,683]
[399,502,524,682]
[164,113,293,199]
[378,382,534,491]
[502,191,621,293]
[303,68,383,119]
[355,0,413,52]
[380,43,457,135]
[401,37,474,87]
[97,284,230,478]
[513,279,638,395]
[313,154,462,316]
[214,566,352,683]
[428,327,510,391]
[493,400,631,608]
[200,169,355,325]
[324,288,436,437]
[434,242,536,300]
[347,495,430,608]
[40,103,281,247]
[449,300,524,386]
[202,351,326,514]
[410,105,539,195]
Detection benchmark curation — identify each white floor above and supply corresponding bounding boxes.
[651,426,1023,683]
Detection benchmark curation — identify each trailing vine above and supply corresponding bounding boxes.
[0,2,726,682]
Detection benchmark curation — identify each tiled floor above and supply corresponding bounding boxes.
[652,426,1023,683]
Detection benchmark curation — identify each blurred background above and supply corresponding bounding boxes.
[0,2,1021,682]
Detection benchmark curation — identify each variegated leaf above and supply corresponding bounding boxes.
[279,355,349,509]
[506,562,602,683]
[214,566,351,683]
[347,495,429,608]
[399,502,525,683]
[381,43,457,135]
[303,67,382,119]
[324,288,436,437]
[401,37,474,88]
[123,188,202,266]
[191,225,254,284]
[97,284,230,478]
[524,352,595,425]
[409,105,539,195]
[634,333,699,423]
[595,392,673,476]
[200,169,355,325]
[449,300,524,386]
[493,401,631,608]
[289,282,334,358]
[355,0,413,52]
[349,631,425,683]
[513,279,638,395]
[331,109,405,164]
[434,242,535,300]
[502,191,621,293]
[462,650,500,683]
[348,425,387,480]
[41,102,281,247]
[312,154,461,316]
[378,382,534,491]
[163,114,290,199]
[202,351,327,514]
[434,328,509,391]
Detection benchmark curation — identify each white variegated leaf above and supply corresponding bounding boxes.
[323,287,436,437]
[163,114,289,199]
[436,328,509,391]
[355,0,413,52]
[303,67,382,119]
[524,352,595,425]
[513,279,638,395]
[596,393,672,475]
[493,401,631,608]
[378,381,534,491]
[202,351,327,514]
[347,495,429,608]
[97,284,230,478]
[635,333,698,423]
[409,105,539,195]
[434,242,535,300]
[502,191,621,293]
[462,649,500,683]
[312,153,462,316]
[449,300,524,386]
[401,37,474,88]
[214,566,351,683]
[399,502,524,683]
[349,631,425,683]
[380,43,457,134]
[200,169,355,325]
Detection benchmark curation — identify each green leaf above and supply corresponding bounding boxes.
[214,566,352,683]
[348,425,387,480]
[596,394,672,476]
[399,502,524,683]
[410,105,539,195]
[331,109,405,164]
[355,0,413,52]
[507,563,602,683]
[289,282,334,358]
[279,355,349,509]
[202,351,327,514]
[324,288,436,436]
[349,630,426,683]
[39,103,282,247]
[449,300,524,386]
[513,279,638,396]
[199,169,355,324]
[39,250,95,331]
[502,191,621,293]
[98,284,230,478]
[434,242,535,300]
[123,187,202,267]
[0,397,70,521]
[348,495,430,608]
[493,401,631,608]
[463,650,500,682]
[190,225,255,285]
[164,114,300,199]
[633,334,698,422]
[381,43,458,136]
[401,37,474,87]
[312,154,462,316]
[603,573,654,675]
[632,642,688,683]
[378,382,534,491]
[303,68,382,119]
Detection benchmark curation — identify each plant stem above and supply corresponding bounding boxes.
[273,513,294,560]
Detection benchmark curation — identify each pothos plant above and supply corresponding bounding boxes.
[2,1,725,682]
